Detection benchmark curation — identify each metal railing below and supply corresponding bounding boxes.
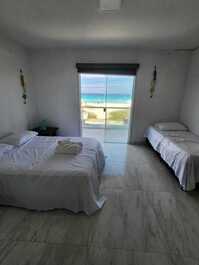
[81,106,131,129]
[81,105,130,109]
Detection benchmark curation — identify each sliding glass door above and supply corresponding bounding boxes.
[80,74,135,143]
[104,75,134,142]
[81,74,106,142]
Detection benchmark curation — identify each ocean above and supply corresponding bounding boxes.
[81,93,132,104]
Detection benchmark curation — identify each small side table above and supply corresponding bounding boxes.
[33,127,58,136]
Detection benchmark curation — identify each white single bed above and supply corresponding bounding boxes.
[0,136,106,215]
[145,126,199,191]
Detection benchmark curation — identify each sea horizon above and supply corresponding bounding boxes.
[81,93,132,104]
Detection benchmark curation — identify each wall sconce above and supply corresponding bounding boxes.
[20,69,27,104]
[150,65,157,98]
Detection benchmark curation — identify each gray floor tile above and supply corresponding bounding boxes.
[6,210,90,246]
[87,246,134,265]
[148,191,199,259]
[0,241,87,265]
[133,251,198,265]
[87,246,198,265]
[88,190,168,252]
[0,207,27,241]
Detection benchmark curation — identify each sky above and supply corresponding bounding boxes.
[80,74,135,95]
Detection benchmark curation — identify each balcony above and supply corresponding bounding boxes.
[81,106,130,143]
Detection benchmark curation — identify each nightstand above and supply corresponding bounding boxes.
[33,127,58,136]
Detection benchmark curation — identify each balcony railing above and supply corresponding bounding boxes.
[81,106,131,129]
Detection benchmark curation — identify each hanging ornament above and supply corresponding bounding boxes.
[20,69,27,104]
[150,65,157,98]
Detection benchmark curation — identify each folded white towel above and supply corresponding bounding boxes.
[55,140,82,155]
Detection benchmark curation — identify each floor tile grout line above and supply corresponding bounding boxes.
[3,238,199,261]
[100,187,182,195]
[87,242,199,261]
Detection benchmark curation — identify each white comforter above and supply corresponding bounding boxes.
[0,136,106,215]
[145,126,199,191]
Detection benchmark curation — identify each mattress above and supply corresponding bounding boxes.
[145,126,199,191]
[0,136,106,215]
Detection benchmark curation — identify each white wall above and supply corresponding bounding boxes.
[0,34,36,137]
[29,47,190,143]
[180,49,199,135]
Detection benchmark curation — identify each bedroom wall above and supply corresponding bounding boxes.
[29,47,190,143]
[0,34,36,137]
[180,49,199,136]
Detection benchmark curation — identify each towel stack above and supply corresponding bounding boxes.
[55,140,83,155]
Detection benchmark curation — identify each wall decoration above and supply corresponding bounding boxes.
[20,69,27,104]
[150,65,157,98]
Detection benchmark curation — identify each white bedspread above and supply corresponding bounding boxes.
[145,126,199,191]
[0,136,106,215]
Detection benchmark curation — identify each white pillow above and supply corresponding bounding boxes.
[154,122,188,131]
[0,130,38,146]
[0,144,13,157]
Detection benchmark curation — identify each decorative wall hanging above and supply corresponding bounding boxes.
[150,65,157,98]
[20,69,27,104]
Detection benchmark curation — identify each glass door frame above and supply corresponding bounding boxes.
[79,73,135,144]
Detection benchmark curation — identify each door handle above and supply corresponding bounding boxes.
[103,108,106,112]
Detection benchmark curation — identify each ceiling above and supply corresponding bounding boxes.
[0,0,199,50]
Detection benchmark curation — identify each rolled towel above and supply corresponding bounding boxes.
[55,140,83,155]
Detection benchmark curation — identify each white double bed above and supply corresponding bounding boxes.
[146,124,199,191]
[0,136,105,215]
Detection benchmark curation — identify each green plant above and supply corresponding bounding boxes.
[88,112,97,119]
[109,110,128,121]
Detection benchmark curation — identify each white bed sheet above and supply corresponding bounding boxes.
[145,126,199,191]
[0,136,106,215]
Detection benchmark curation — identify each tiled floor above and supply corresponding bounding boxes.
[0,143,199,264]
[82,128,129,143]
